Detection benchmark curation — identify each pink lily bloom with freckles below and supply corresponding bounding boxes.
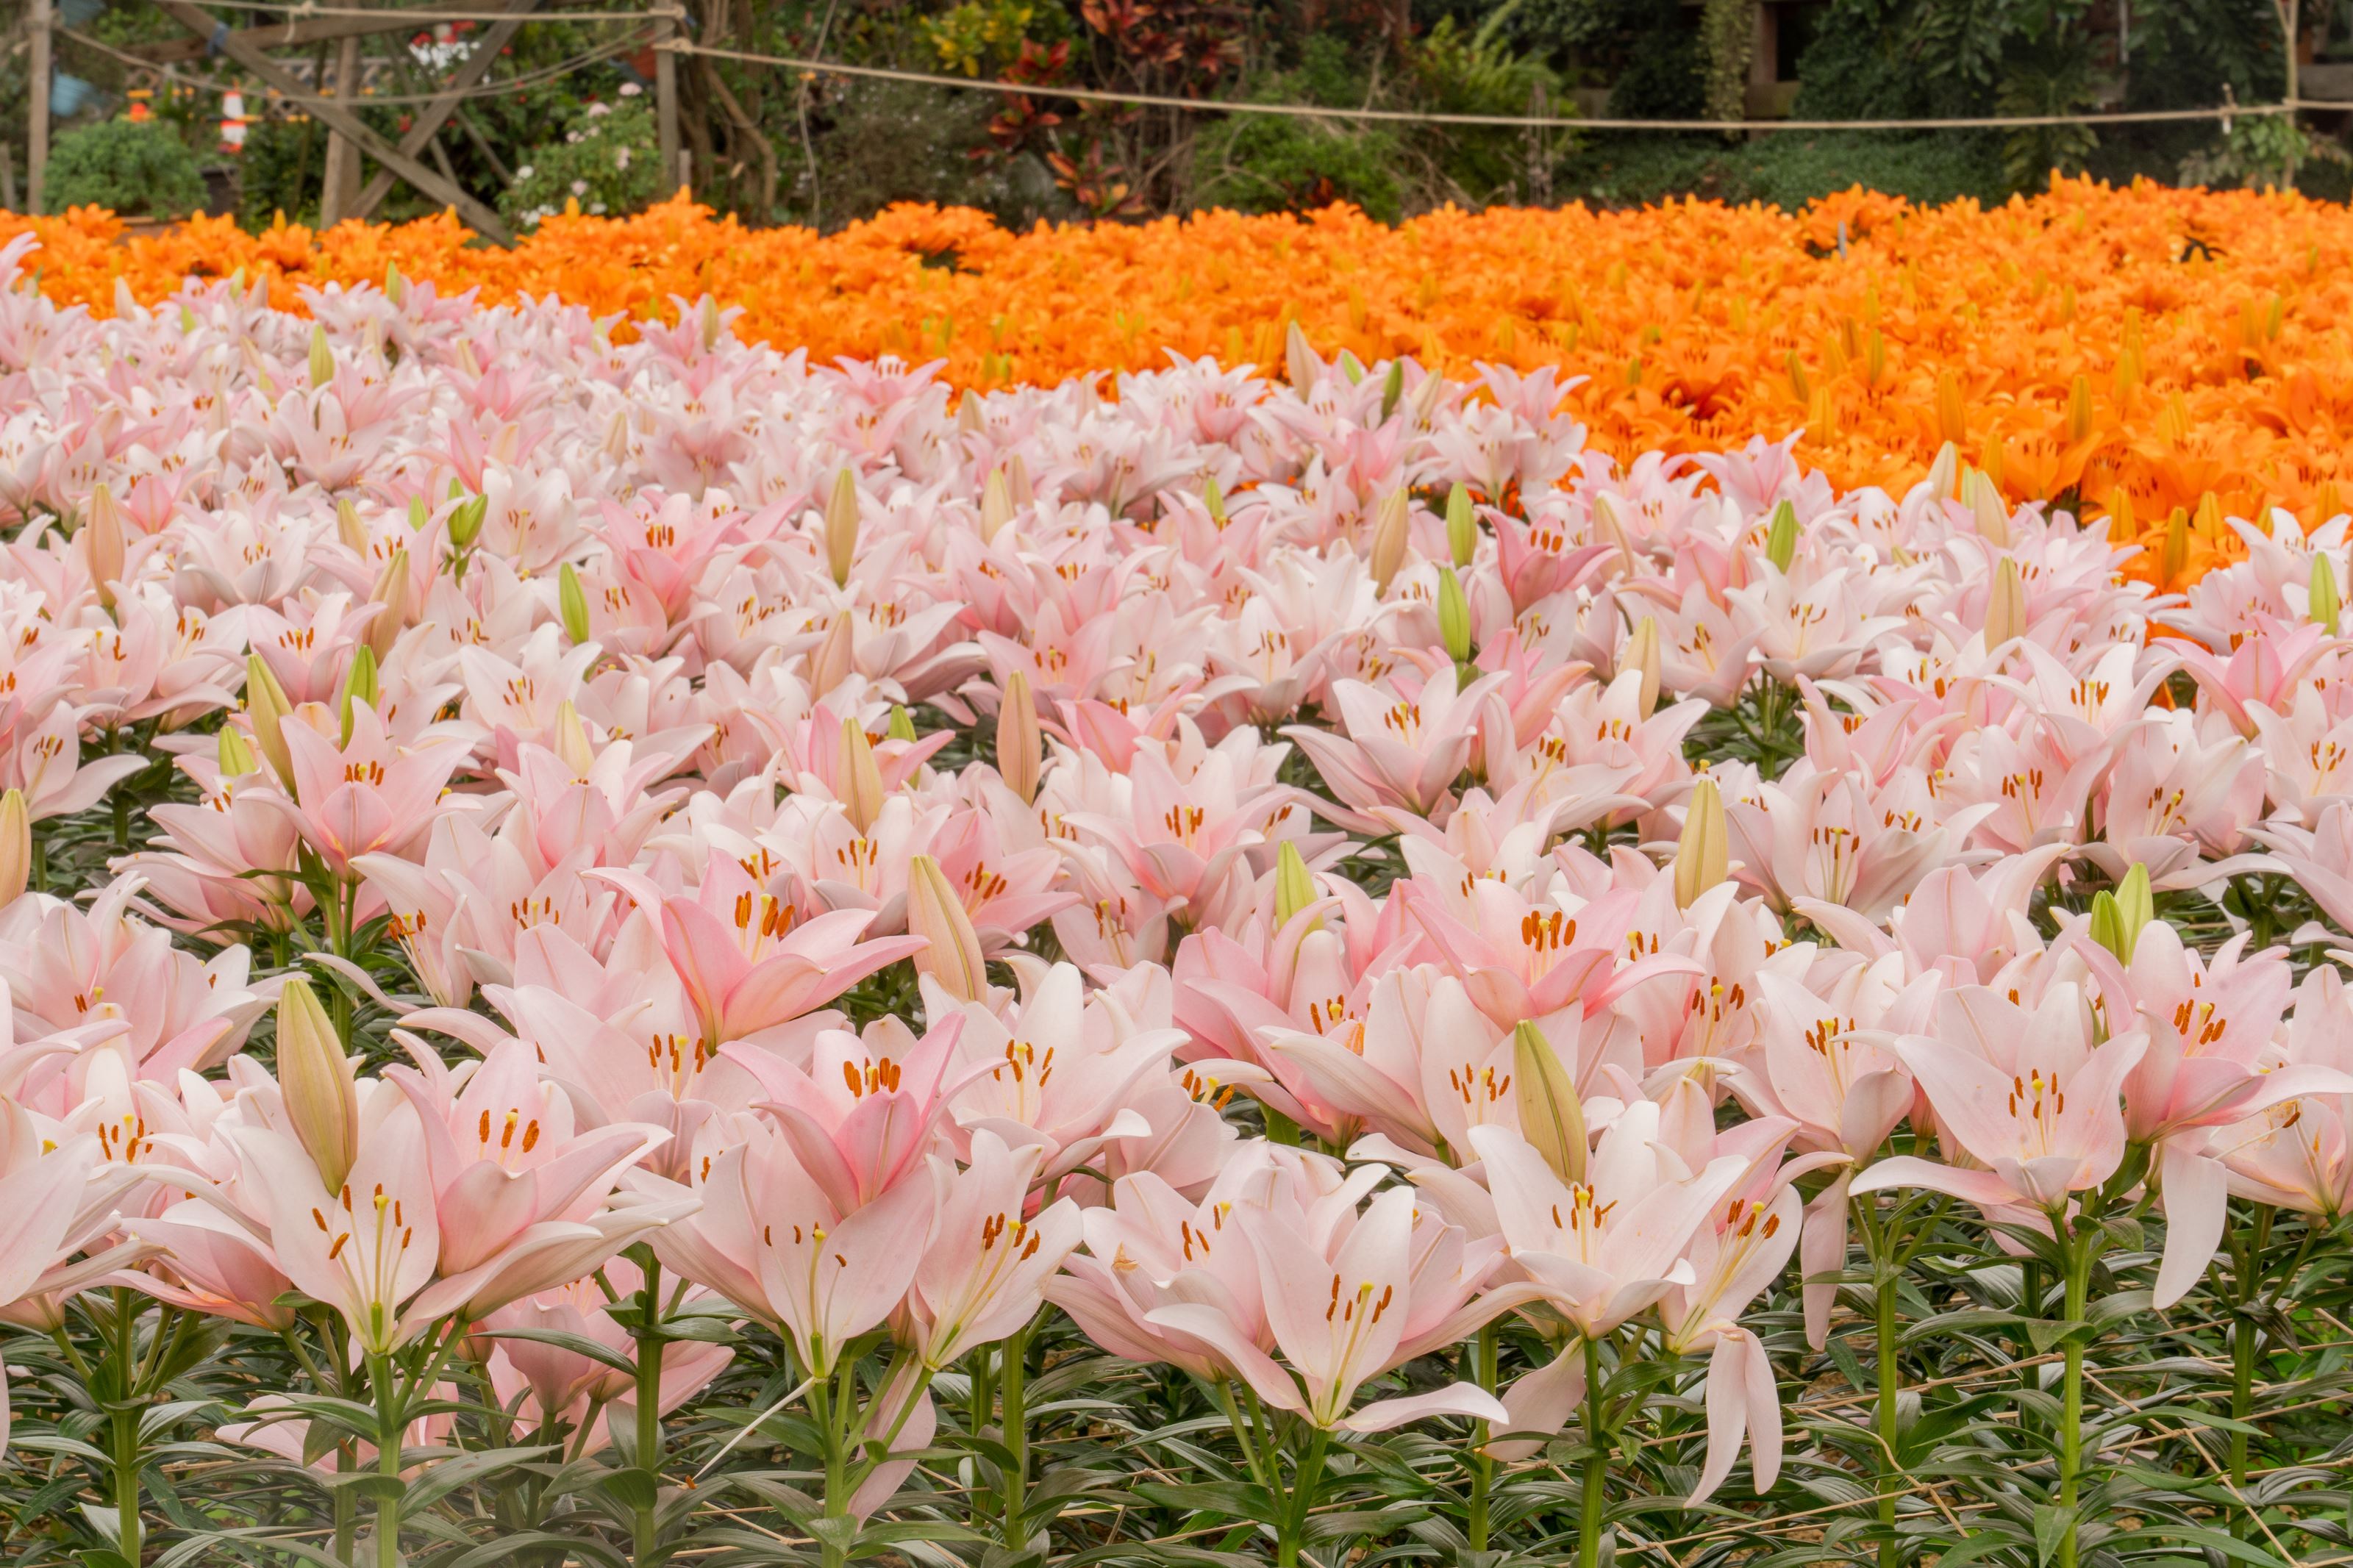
[596,859,924,1051]
[1047,1142,1382,1381]
[1854,983,2148,1217]
[935,964,1178,1184]
[261,701,474,876]
[1404,876,1701,1033]
[651,1118,938,1374]
[2071,923,2351,1306]
[386,1036,676,1292]
[726,1010,966,1211]
[909,1129,1082,1368]
[1145,1185,1518,1432]
[1285,664,1505,832]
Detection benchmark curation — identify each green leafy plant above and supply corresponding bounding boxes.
[42,117,207,218]
[500,88,663,229]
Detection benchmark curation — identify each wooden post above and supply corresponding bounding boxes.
[656,5,682,196]
[350,0,544,223]
[151,0,515,243]
[318,32,364,227]
[26,0,51,214]
[1,143,18,214]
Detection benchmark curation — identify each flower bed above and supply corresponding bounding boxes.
[0,218,2346,1565]
[10,177,2353,587]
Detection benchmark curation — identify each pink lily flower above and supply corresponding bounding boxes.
[596,859,925,1050]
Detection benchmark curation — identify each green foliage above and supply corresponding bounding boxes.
[42,118,207,218]
[2179,115,2353,190]
[501,90,663,229]
[921,0,1067,77]
[1193,37,1408,220]
[1407,1,1567,203]
[1605,0,1707,118]
[1568,128,2006,208]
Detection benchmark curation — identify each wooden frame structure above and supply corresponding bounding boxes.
[19,2,688,245]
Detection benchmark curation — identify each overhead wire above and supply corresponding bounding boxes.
[664,37,2312,134]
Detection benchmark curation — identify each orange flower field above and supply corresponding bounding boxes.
[10,177,2353,590]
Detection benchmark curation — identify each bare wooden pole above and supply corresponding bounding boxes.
[317,32,365,227]
[656,6,682,195]
[152,0,515,242]
[26,0,52,213]
[350,0,546,222]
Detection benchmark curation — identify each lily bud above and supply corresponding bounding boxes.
[84,482,124,609]
[1965,468,2010,546]
[2093,864,2155,965]
[554,699,596,776]
[2161,506,2191,586]
[988,676,1044,817]
[1593,492,1635,576]
[1274,840,1318,930]
[447,494,488,551]
[835,716,888,833]
[385,260,405,306]
[407,495,429,532]
[1446,482,1477,566]
[957,393,985,435]
[908,853,988,1003]
[980,467,1015,543]
[308,324,334,389]
[1513,1020,1587,1185]
[1674,776,1727,910]
[559,561,592,645]
[1006,453,1033,509]
[1985,555,2027,648]
[826,468,860,587]
[217,724,257,778]
[1627,615,1661,717]
[1369,489,1410,593]
[888,704,918,743]
[1925,440,1960,501]
[366,548,409,662]
[1202,476,1227,529]
[1337,349,1365,385]
[1426,573,1467,670]
[1379,358,1404,421]
[808,611,855,695]
[0,790,27,907]
[335,497,368,556]
[699,296,721,353]
[1763,498,1798,572]
[277,978,360,1193]
[1285,321,1318,390]
[338,646,378,745]
[244,654,296,787]
[2314,553,2341,637]
[999,671,1043,805]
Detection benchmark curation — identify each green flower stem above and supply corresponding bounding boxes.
[633,1259,667,1564]
[2056,1210,2102,1568]
[1001,1314,1032,1539]
[1275,1422,1331,1568]
[1856,1198,1905,1568]
[368,1351,404,1568]
[1467,1320,1498,1553]
[1579,1334,1609,1568]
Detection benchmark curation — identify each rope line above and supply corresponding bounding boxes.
[666,37,2313,132]
[113,0,671,22]
[59,22,655,106]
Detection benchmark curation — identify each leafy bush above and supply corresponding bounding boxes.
[43,118,207,218]
[501,88,663,229]
[1566,128,2004,208]
[1193,36,1407,220]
